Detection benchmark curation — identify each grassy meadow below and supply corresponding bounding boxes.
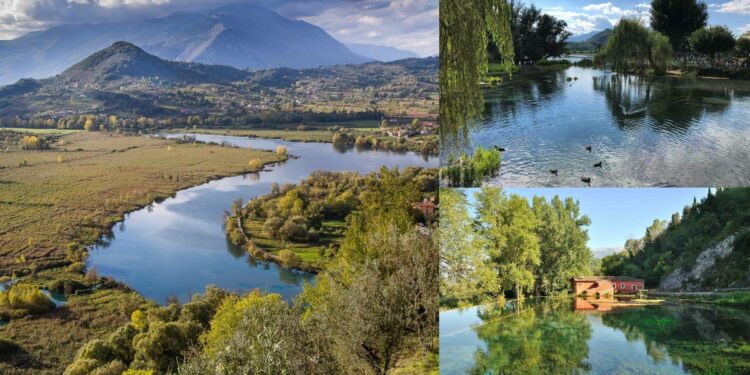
[0,132,282,275]
[0,131,284,373]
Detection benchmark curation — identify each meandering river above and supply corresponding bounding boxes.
[87,134,437,303]
[465,65,750,186]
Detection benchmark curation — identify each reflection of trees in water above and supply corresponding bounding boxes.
[277,266,312,286]
[593,74,734,134]
[469,297,592,374]
[225,239,246,259]
[601,304,750,374]
[482,70,568,129]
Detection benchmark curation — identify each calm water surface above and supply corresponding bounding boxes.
[467,66,750,186]
[440,298,750,375]
[87,134,437,303]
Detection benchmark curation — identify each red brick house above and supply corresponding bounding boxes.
[571,276,644,296]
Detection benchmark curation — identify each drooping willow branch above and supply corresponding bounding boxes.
[439,0,515,154]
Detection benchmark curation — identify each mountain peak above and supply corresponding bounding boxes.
[59,41,248,85]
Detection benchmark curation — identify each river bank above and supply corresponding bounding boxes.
[0,132,283,374]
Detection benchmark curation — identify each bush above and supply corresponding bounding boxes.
[263,216,285,239]
[536,59,571,66]
[19,135,47,150]
[248,158,264,171]
[278,250,302,269]
[279,216,308,242]
[275,145,288,156]
[0,284,55,317]
[688,26,736,58]
[48,279,85,295]
[68,262,86,274]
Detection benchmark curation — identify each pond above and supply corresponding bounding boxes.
[463,65,750,186]
[87,134,437,304]
[440,298,750,374]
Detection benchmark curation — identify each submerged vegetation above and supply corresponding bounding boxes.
[67,167,438,374]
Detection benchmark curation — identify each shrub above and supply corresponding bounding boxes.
[275,145,288,156]
[0,284,55,316]
[688,26,736,58]
[68,262,86,274]
[20,135,46,150]
[279,217,308,242]
[262,216,285,239]
[48,279,85,295]
[278,250,302,269]
[248,158,263,171]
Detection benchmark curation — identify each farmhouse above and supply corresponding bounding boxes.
[571,276,644,296]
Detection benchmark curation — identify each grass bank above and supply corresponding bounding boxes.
[0,131,283,374]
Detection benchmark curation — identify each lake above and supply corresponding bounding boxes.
[465,65,750,186]
[87,134,437,304]
[440,297,750,374]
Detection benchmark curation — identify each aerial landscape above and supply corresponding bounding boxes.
[440,0,750,187]
[440,187,750,374]
[0,1,438,374]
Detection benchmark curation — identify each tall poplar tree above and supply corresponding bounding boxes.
[475,188,540,300]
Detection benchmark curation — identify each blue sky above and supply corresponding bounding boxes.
[462,188,708,256]
[534,0,750,37]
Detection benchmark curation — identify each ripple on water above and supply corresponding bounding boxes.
[470,66,750,186]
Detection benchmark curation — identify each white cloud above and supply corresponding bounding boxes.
[582,2,623,16]
[545,2,650,36]
[546,9,615,35]
[739,23,750,34]
[302,0,437,56]
[0,0,436,55]
[717,0,750,14]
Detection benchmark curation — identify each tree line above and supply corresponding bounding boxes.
[441,188,592,308]
[602,188,750,289]
[597,0,750,74]
[0,109,384,133]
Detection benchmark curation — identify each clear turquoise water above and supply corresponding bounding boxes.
[87,134,437,304]
[440,298,750,374]
[467,67,750,187]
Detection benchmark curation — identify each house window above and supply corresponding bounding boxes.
[621,283,625,289]
[632,285,637,291]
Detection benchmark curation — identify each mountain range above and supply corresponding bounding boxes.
[566,29,613,52]
[0,41,437,118]
[0,3,373,85]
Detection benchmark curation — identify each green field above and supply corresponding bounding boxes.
[243,216,344,271]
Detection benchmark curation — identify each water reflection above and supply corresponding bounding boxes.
[87,134,437,304]
[440,298,750,374]
[466,66,750,186]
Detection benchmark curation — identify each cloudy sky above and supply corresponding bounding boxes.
[0,0,438,56]
[534,0,750,37]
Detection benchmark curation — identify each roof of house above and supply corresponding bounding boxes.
[572,276,644,282]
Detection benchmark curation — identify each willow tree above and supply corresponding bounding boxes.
[595,18,672,74]
[440,0,514,152]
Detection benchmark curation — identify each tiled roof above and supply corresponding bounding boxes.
[572,276,644,282]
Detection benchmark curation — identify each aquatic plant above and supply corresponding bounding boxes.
[440,146,501,187]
